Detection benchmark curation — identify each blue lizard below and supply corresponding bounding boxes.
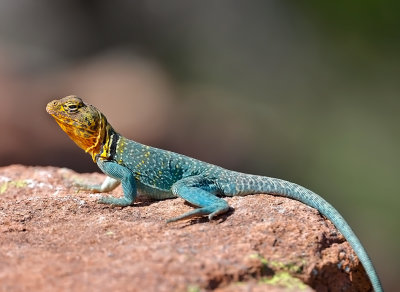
[46,95,383,292]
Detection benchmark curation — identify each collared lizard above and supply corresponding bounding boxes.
[46,95,383,292]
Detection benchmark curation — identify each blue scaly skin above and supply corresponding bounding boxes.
[46,95,383,291]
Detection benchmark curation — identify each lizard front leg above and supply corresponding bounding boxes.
[168,175,230,222]
[96,160,137,206]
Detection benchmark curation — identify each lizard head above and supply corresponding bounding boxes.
[46,95,110,161]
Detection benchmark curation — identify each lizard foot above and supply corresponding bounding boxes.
[167,204,229,223]
[72,181,102,193]
[98,196,133,207]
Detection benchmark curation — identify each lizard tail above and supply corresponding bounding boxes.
[232,174,383,292]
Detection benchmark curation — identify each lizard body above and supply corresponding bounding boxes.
[46,95,382,291]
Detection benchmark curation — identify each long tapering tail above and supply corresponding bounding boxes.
[233,174,383,292]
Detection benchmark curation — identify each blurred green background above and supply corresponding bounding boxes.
[0,1,398,290]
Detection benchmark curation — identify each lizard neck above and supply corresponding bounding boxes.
[95,123,120,162]
[74,111,116,163]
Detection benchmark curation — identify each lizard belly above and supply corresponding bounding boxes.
[135,179,176,200]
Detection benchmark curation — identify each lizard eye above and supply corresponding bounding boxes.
[64,102,81,113]
[63,100,83,114]
[65,104,78,114]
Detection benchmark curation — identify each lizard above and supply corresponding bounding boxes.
[46,95,383,292]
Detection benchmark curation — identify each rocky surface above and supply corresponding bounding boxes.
[0,165,371,292]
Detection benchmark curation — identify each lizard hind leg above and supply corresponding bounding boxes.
[168,175,229,223]
[74,176,121,193]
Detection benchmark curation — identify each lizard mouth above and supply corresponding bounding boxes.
[46,99,72,120]
[46,98,88,128]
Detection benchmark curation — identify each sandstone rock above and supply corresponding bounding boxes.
[0,165,371,291]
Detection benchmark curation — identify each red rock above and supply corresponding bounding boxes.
[0,165,371,291]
